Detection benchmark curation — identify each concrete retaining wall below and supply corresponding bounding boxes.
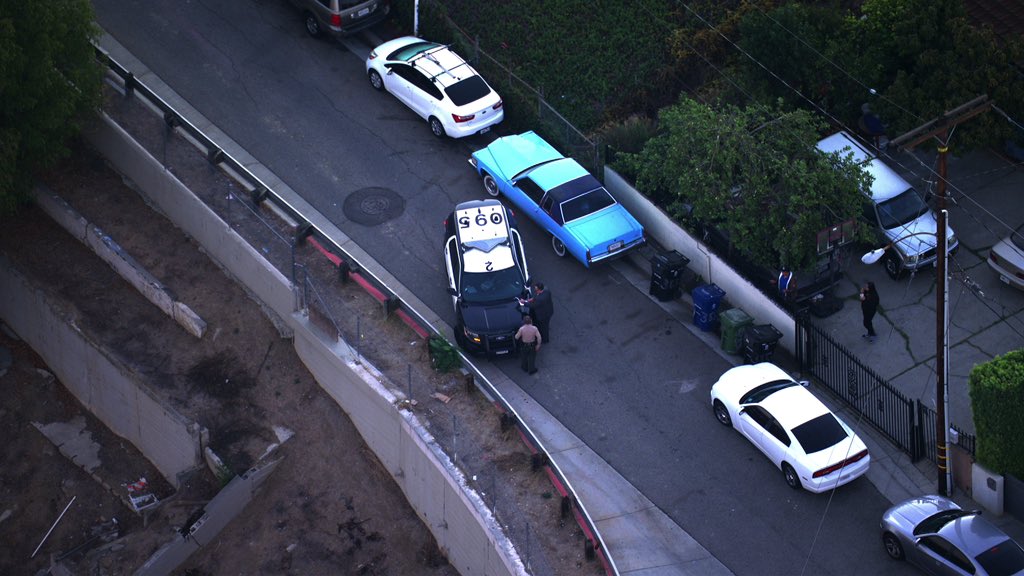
[84,113,522,575]
[87,114,294,322]
[605,168,797,354]
[0,258,202,486]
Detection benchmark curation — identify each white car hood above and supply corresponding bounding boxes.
[885,212,952,257]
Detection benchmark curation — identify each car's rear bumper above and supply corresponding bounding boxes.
[588,236,646,265]
[446,109,505,139]
[804,454,871,493]
[987,253,1024,290]
[324,5,390,38]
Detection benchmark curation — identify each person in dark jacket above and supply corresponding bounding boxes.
[860,281,880,342]
[524,281,554,344]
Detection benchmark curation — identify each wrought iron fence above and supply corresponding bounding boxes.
[797,316,920,459]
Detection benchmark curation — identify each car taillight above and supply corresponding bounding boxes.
[586,249,591,263]
[989,252,999,264]
[330,14,342,27]
[452,113,475,123]
[813,449,869,478]
[368,50,378,60]
[492,100,503,110]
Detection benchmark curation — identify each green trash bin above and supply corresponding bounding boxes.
[720,308,753,355]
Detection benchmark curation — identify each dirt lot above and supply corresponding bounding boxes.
[0,81,602,574]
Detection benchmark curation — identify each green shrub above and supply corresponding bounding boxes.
[428,335,461,373]
[969,349,1024,478]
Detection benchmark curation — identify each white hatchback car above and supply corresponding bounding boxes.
[366,36,504,138]
[710,363,870,493]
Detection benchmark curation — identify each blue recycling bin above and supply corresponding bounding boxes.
[694,309,719,332]
[692,283,726,312]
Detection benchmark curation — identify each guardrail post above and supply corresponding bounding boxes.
[499,412,515,432]
[584,538,595,561]
[531,452,546,472]
[206,147,224,165]
[337,260,350,283]
[295,222,313,244]
[250,186,268,205]
[124,72,135,97]
[560,495,571,519]
[163,111,180,129]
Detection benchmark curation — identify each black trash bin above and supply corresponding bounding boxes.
[649,250,690,302]
[741,324,783,364]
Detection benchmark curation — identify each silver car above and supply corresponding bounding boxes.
[881,495,1024,575]
[286,0,390,38]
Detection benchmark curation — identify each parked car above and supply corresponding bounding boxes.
[710,363,870,493]
[987,222,1024,290]
[366,36,504,138]
[881,494,1024,575]
[286,0,390,38]
[444,199,531,356]
[469,131,645,267]
[817,131,958,279]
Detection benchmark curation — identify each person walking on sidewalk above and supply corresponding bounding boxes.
[524,281,554,343]
[861,281,880,342]
[515,315,542,374]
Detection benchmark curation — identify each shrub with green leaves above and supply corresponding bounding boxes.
[969,349,1024,478]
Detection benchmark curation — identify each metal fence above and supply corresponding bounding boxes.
[796,315,976,465]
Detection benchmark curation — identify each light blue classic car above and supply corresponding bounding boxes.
[469,131,645,267]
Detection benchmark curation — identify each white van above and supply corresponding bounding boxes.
[816,131,957,279]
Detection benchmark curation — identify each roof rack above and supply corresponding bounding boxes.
[410,44,471,83]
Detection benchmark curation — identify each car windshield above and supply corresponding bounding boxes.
[876,188,930,229]
[560,188,616,223]
[390,41,440,62]
[461,267,525,304]
[791,413,848,454]
[739,379,797,404]
[976,538,1024,576]
[445,76,492,107]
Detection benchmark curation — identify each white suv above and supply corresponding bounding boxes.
[817,131,957,279]
[366,37,504,138]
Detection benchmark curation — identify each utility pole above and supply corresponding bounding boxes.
[888,95,991,497]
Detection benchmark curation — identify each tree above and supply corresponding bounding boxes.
[0,0,102,214]
[618,95,869,272]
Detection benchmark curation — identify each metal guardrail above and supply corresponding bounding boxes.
[92,44,617,575]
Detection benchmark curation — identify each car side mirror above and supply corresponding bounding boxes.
[798,380,810,388]
[447,287,457,296]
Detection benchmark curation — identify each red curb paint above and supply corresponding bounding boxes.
[395,309,430,339]
[307,237,342,267]
[350,272,388,304]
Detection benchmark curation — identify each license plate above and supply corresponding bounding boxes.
[358,7,370,16]
[609,241,623,252]
[495,348,509,355]
[1000,274,1011,285]
[479,126,490,134]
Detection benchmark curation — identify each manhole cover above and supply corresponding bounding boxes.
[343,187,405,226]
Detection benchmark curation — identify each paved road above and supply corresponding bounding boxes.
[84,1,997,574]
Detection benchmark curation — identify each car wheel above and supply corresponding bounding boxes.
[368,70,384,91]
[429,117,446,138]
[713,400,731,426]
[882,532,904,561]
[552,236,566,257]
[782,463,801,490]
[454,324,466,347]
[883,252,903,280]
[483,174,500,197]
[303,12,322,38]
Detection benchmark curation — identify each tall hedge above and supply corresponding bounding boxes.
[969,349,1024,478]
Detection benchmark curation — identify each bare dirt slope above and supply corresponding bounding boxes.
[0,82,601,574]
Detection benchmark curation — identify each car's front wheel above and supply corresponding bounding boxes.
[303,12,322,38]
[884,251,904,280]
[782,463,801,490]
[713,400,731,426]
[882,532,904,561]
[483,174,500,197]
[552,236,566,257]
[429,117,446,138]
[368,70,384,91]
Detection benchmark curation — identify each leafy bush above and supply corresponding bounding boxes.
[428,335,461,373]
[969,349,1024,478]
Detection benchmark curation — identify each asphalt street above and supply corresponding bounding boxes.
[89,2,1021,575]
